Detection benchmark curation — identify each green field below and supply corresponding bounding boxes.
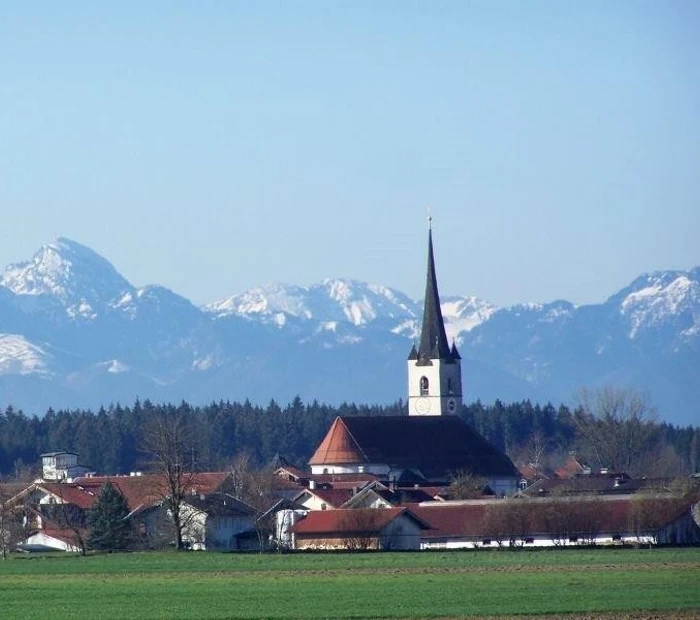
[1,548,699,619]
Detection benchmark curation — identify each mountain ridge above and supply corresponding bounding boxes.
[0,238,698,426]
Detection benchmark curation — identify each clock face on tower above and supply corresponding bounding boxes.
[447,398,457,413]
[415,397,431,414]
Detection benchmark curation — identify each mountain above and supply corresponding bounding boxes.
[0,238,698,426]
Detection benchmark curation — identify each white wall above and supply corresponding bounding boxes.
[407,358,462,416]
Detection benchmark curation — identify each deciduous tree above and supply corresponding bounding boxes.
[140,412,198,550]
[574,387,657,475]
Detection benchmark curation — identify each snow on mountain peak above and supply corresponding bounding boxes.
[0,334,53,376]
[1,237,133,316]
[206,279,418,328]
[205,283,313,321]
[619,270,700,338]
[441,296,498,342]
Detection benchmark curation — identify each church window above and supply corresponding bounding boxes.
[447,378,452,394]
[420,376,429,396]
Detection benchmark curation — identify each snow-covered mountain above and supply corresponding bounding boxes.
[0,238,698,426]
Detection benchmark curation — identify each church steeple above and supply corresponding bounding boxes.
[407,220,463,416]
[416,225,452,365]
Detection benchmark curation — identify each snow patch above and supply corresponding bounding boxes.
[621,275,699,338]
[0,334,53,376]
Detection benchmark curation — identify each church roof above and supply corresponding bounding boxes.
[309,416,368,466]
[414,227,453,365]
[309,416,518,480]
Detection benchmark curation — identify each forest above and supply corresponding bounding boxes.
[0,392,698,481]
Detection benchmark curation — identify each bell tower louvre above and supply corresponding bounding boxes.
[407,221,462,416]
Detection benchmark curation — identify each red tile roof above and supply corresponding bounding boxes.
[555,455,589,479]
[298,487,355,508]
[290,508,428,535]
[40,472,230,512]
[411,495,698,540]
[309,418,366,465]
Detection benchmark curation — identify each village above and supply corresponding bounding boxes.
[2,229,699,554]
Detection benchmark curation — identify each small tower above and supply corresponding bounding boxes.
[407,222,462,415]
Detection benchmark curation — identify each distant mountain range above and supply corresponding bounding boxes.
[1,238,698,426]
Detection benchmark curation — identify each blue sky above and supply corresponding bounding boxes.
[1,1,698,307]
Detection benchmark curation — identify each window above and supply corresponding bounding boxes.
[569,536,578,543]
[482,538,492,546]
[447,378,452,393]
[420,376,429,396]
[524,537,534,544]
[612,534,622,542]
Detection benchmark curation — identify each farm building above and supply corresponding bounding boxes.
[288,507,430,550]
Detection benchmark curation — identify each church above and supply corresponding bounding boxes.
[309,224,518,496]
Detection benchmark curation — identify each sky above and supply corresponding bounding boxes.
[1,1,698,308]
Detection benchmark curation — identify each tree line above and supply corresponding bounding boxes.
[0,391,698,480]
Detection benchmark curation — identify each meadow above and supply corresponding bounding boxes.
[1,547,699,619]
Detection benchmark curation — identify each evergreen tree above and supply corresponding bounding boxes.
[87,482,136,551]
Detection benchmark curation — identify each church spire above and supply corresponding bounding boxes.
[416,223,451,364]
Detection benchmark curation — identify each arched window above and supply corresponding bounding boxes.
[420,376,429,396]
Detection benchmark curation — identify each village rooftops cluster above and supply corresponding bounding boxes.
[3,448,699,552]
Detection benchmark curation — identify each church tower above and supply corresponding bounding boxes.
[407,223,462,416]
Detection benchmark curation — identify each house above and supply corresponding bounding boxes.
[289,507,430,550]
[341,482,439,510]
[20,504,87,552]
[5,471,232,552]
[521,473,681,498]
[180,492,257,551]
[555,454,592,479]
[293,486,356,511]
[40,452,91,481]
[517,462,555,489]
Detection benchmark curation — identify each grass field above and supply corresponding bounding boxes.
[1,547,699,619]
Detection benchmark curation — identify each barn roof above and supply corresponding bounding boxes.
[309,416,518,480]
[290,507,429,536]
[410,495,699,540]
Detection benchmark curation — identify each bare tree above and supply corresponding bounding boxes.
[541,496,577,546]
[482,499,532,547]
[628,494,688,545]
[574,386,657,475]
[227,453,279,552]
[338,509,384,550]
[447,471,490,500]
[140,413,198,550]
[50,501,88,555]
[0,485,24,560]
